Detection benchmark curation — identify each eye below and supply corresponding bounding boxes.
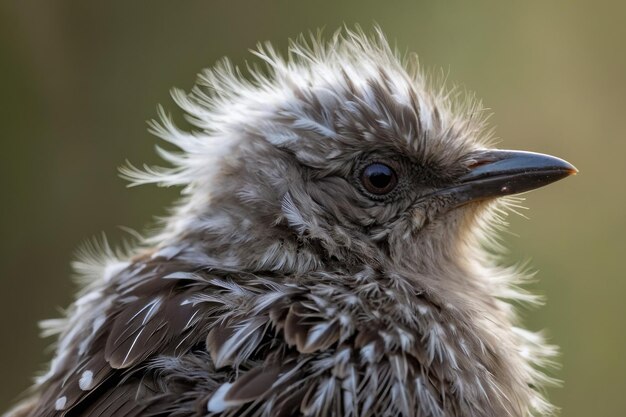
[361,163,398,195]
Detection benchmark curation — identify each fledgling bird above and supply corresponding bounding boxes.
[5,29,577,417]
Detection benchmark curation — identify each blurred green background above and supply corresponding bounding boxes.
[0,1,624,415]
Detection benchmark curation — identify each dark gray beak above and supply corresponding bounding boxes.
[444,150,577,206]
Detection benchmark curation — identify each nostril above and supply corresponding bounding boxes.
[467,160,488,169]
[466,158,493,170]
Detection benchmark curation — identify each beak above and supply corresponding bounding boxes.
[443,150,577,206]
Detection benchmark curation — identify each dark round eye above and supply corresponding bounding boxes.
[361,163,398,195]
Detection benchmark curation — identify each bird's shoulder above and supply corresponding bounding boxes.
[26,244,455,417]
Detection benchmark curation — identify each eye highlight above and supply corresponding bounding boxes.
[360,163,398,195]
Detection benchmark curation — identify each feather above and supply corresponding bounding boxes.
[224,365,282,403]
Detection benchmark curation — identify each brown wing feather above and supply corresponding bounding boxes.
[29,255,216,417]
[223,365,282,404]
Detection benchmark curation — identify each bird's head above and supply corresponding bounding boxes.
[124,29,576,283]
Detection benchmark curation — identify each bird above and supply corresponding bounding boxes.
[4,28,577,417]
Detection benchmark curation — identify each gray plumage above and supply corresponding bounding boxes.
[4,28,576,417]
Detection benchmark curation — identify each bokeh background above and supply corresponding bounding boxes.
[1,1,624,415]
